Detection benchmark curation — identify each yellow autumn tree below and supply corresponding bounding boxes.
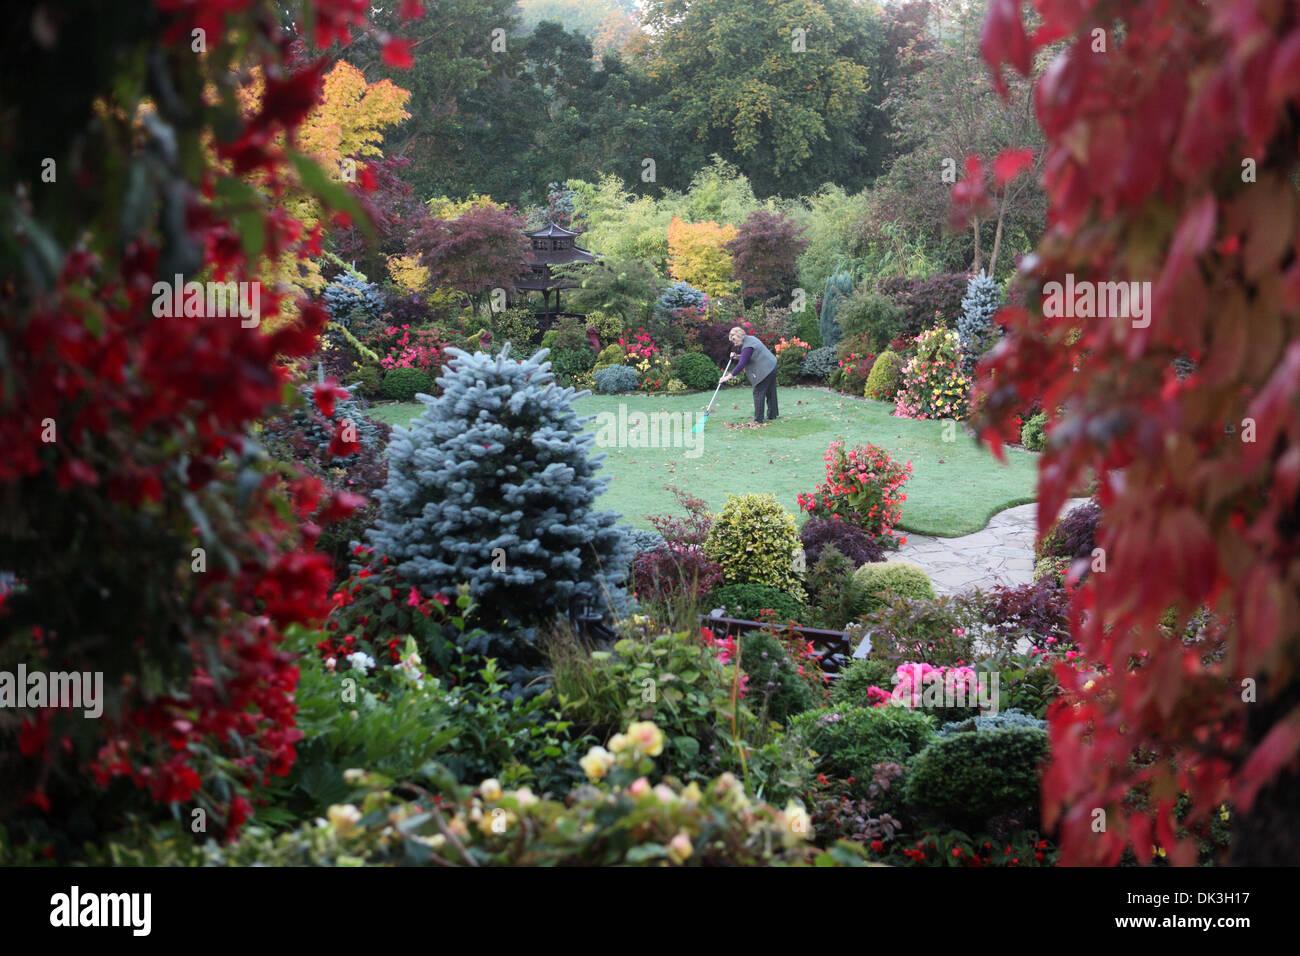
[231,61,411,325]
[667,216,738,298]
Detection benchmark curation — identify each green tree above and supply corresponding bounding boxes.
[639,0,889,197]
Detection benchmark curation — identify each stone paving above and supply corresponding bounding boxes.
[895,498,1092,595]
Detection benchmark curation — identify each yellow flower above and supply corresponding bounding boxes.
[608,733,632,754]
[626,720,665,757]
[667,831,694,864]
[511,786,539,808]
[681,782,703,804]
[783,802,812,840]
[480,778,503,801]
[580,746,615,781]
[1219,804,1230,821]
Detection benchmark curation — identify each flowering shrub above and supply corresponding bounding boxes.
[797,440,912,542]
[775,336,811,385]
[551,630,805,798]
[0,0,392,842]
[866,661,983,727]
[893,328,972,420]
[377,324,453,377]
[832,333,877,394]
[708,583,807,623]
[617,327,661,363]
[883,831,1056,868]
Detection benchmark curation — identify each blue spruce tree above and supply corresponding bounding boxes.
[957,272,1004,374]
[366,345,633,638]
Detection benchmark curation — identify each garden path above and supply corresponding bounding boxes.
[895,498,1092,595]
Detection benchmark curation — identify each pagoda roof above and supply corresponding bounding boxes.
[529,245,597,266]
[526,222,581,238]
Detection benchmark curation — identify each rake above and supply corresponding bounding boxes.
[692,355,734,434]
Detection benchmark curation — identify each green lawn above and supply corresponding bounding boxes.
[365,387,1039,537]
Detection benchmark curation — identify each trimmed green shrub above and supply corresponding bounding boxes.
[739,630,820,722]
[800,345,836,381]
[709,582,807,622]
[381,366,434,401]
[594,343,625,371]
[904,727,1048,828]
[1021,411,1047,450]
[850,560,935,617]
[789,704,936,800]
[673,352,722,391]
[490,306,540,347]
[864,350,903,401]
[594,364,639,394]
[830,658,897,707]
[704,493,806,600]
[350,363,383,398]
[548,346,596,386]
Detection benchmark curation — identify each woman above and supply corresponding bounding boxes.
[719,325,779,423]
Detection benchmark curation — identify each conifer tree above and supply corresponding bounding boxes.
[956,272,1003,374]
[367,345,633,634]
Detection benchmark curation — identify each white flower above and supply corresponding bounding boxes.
[347,651,376,672]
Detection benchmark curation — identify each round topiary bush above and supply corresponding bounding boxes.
[709,582,807,622]
[366,345,634,635]
[381,366,434,401]
[800,345,837,382]
[850,560,936,617]
[593,364,640,394]
[704,493,806,600]
[739,630,820,722]
[864,350,903,401]
[1021,411,1047,450]
[673,352,722,391]
[903,726,1048,828]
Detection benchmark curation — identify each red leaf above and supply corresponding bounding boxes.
[382,36,415,69]
[981,0,1032,96]
[993,147,1034,186]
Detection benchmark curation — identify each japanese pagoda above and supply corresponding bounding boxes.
[516,223,596,318]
